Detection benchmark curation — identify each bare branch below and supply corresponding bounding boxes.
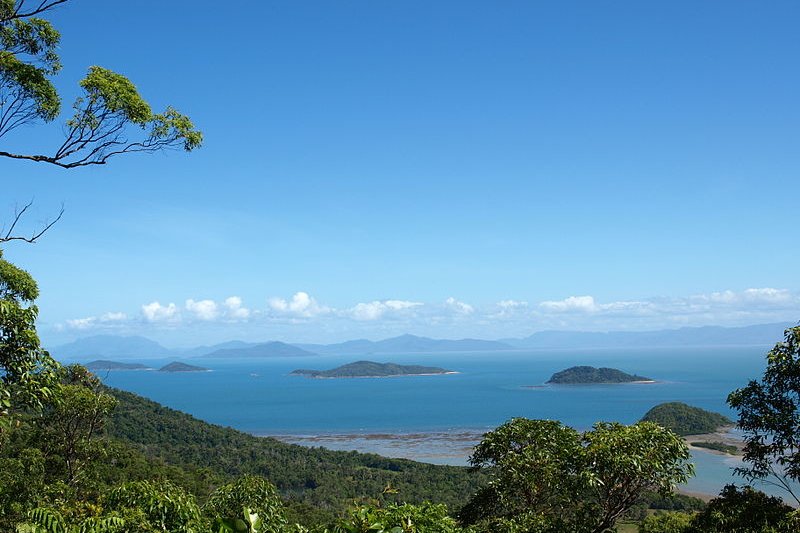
[2,0,69,23]
[0,201,64,243]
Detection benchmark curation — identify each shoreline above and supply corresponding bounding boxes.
[263,428,751,500]
[683,427,742,456]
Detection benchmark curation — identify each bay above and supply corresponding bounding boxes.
[96,345,794,499]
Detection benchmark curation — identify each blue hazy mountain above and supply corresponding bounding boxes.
[296,334,515,355]
[504,322,794,350]
[52,335,173,360]
[201,341,317,358]
[50,323,794,361]
[179,340,260,357]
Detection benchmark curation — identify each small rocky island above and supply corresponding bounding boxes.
[158,362,209,373]
[291,360,454,379]
[547,365,652,384]
[85,360,151,371]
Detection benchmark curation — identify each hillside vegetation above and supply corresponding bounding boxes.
[106,387,483,511]
[640,402,732,436]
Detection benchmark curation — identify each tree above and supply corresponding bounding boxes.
[36,365,118,490]
[1,0,200,432]
[728,326,800,504]
[1,1,202,168]
[204,475,288,533]
[332,502,462,533]
[461,418,694,533]
[0,248,58,436]
[686,485,798,533]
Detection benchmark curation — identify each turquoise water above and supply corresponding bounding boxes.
[95,346,794,498]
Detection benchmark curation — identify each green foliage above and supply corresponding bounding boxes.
[638,512,693,533]
[36,377,118,488]
[0,249,59,434]
[0,1,201,166]
[640,402,732,437]
[205,475,288,533]
[331,502,461,533]
[686,485,797,533]
[0,7,62,130]
[462,418,693,533]
[0,447,45,530]
[25,508,125,533]
[688,441,738,454]
[105,387,485,513]
[728,326,800,503]
[104,480,203,533]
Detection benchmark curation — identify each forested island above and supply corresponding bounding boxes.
[640,402,732,436]
[85,360,152,371]
[291,360,454,378]
[158,362,209,373]
[546,365,652,384]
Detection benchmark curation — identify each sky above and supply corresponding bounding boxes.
[2,1,799,347]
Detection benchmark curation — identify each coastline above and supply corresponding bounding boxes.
[683,427,742,456]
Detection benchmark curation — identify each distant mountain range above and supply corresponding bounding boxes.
[505,322,794,350]
[49,322,795,361]
[295,334,513,355]
[200,341,315,358]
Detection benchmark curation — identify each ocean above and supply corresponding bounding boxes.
[95,345,795,499]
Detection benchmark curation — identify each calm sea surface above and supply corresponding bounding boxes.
[94,346,796,498]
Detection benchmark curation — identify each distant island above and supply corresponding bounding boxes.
[547,366,652,384]
[291,361,455,379]
[640,402,732,436]
[85,360,151,371]
[158,362,209,373]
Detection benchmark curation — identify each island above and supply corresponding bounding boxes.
[546,366,652,384]
[85,360,152,371]
[291,360,455,379]
[158,362,209,373]
[640,402,732,436]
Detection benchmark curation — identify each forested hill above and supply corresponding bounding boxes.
[105,387,484,510]
[640,402,732,436]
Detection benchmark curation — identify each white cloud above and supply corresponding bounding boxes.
[498,299,529,309]
[445,297,474,315]
[63,311,128,330]
[692,288,795,308]
[100,312,128,322]
[350,299,423,321]
[224,296,250,319]
[65,317,96,330]
[268,291,329,318]
[185,299,219,321]
[142,301,179,322]
[540,295,598,312]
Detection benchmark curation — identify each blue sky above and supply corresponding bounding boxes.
[2,1,799,347]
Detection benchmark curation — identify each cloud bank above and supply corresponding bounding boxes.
[57,288,800,340]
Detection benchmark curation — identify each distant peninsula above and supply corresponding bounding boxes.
[640,402,732,436]
[85,360,151,371]
[291,361,455,379]
[547,366,652,384]
[158,362,209,373]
